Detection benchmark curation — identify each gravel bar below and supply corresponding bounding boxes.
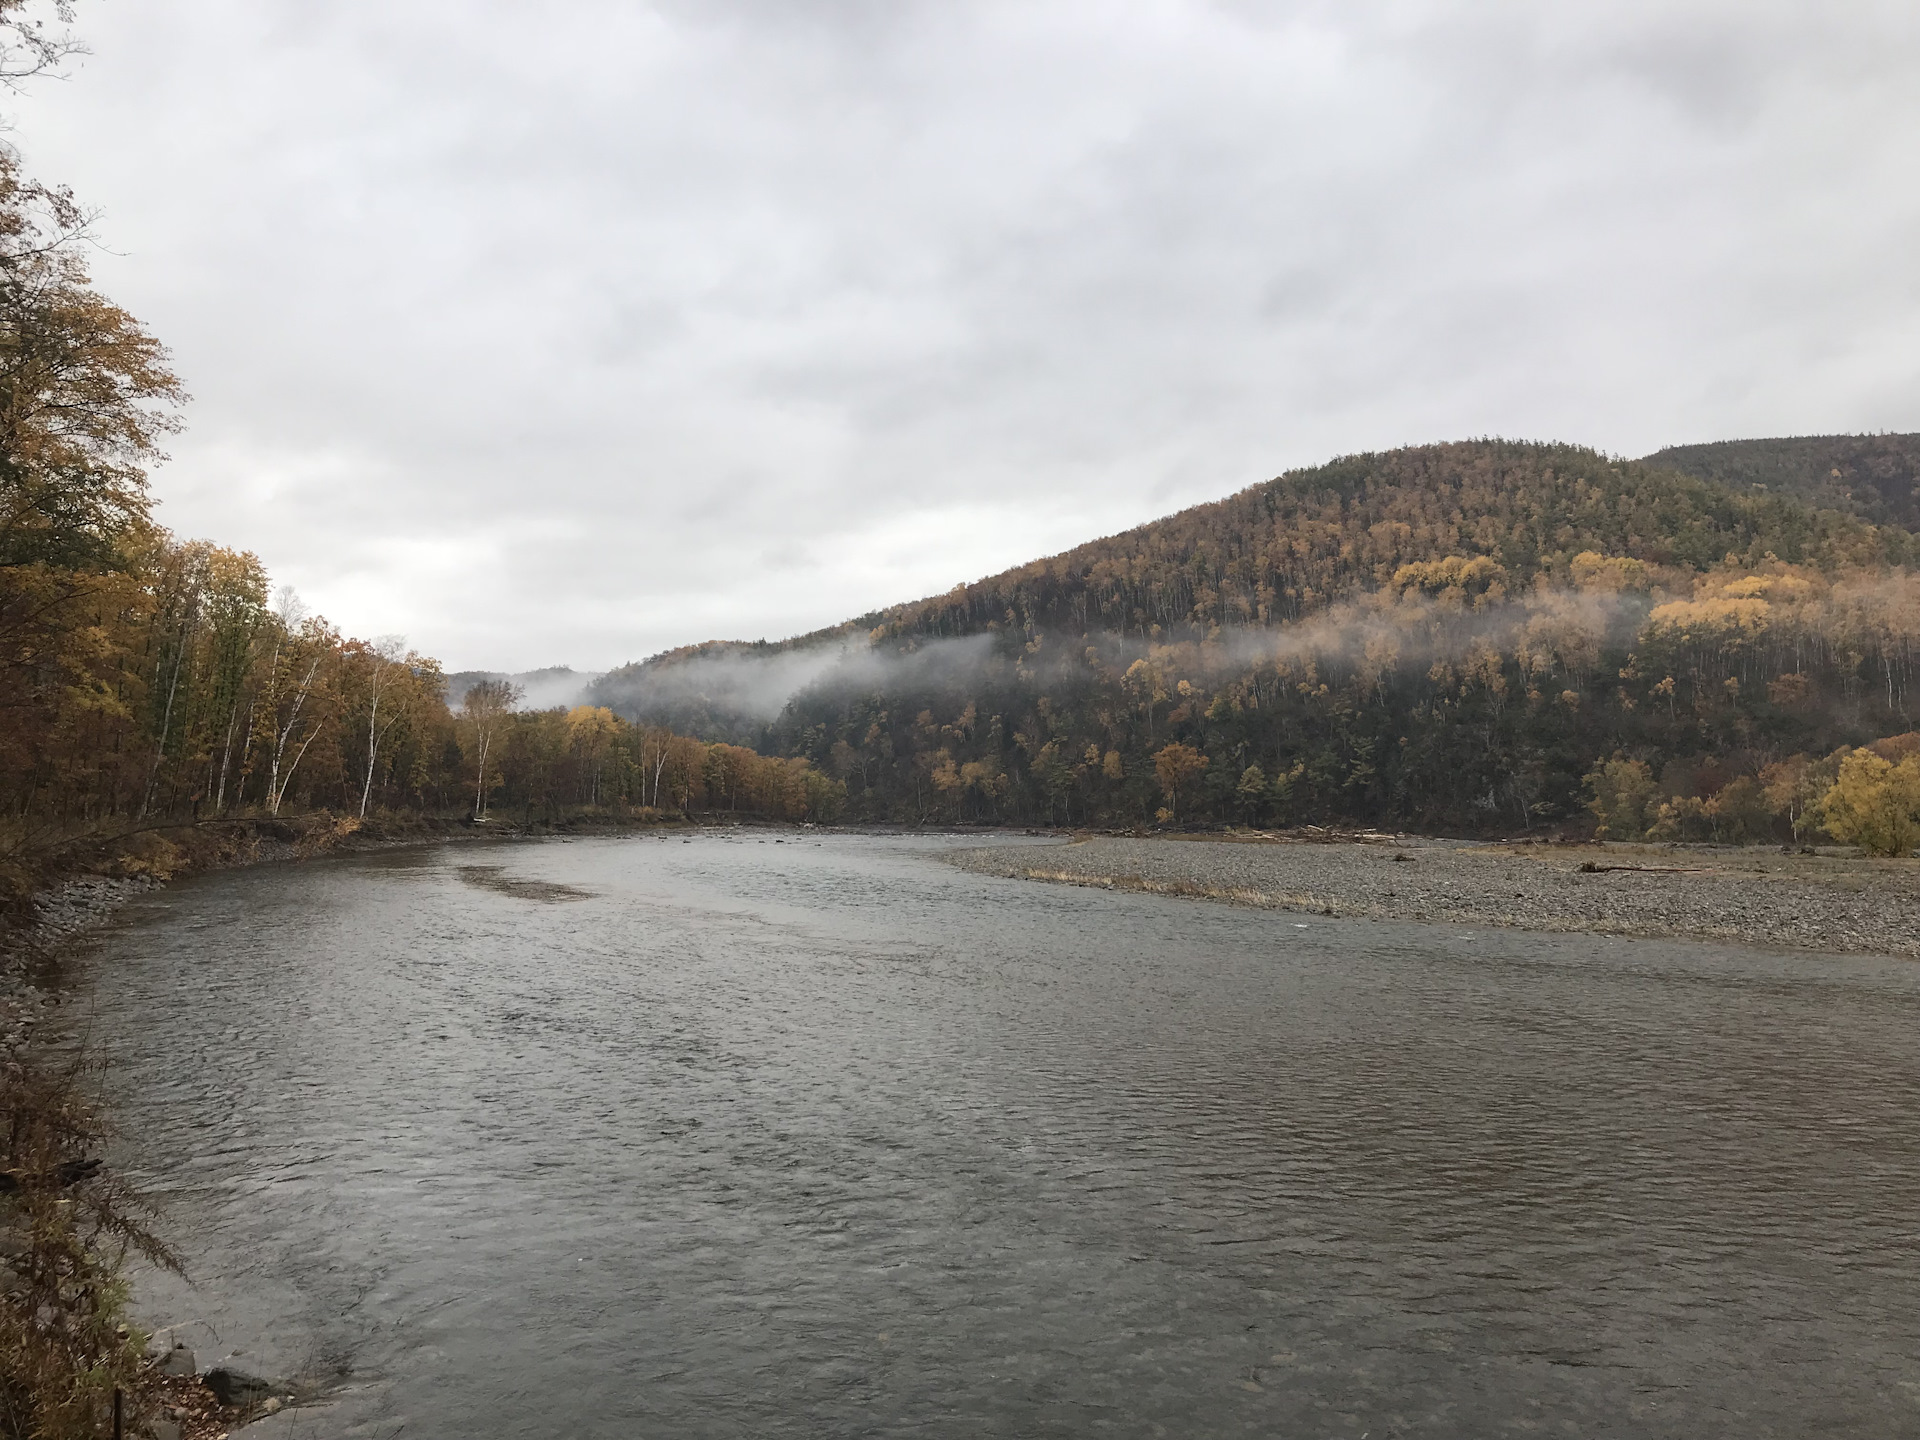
[946,834,1920,960]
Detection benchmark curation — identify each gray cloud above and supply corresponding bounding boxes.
[15,0,1920,668]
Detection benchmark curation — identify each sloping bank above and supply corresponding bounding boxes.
[946,834,1920,960]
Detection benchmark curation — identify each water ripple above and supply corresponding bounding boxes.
[66,833,1920,1438]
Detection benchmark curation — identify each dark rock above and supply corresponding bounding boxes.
[0,1157,102,1193]
[204,1365,277,1406]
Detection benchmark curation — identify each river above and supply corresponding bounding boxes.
[68,832,1920,1437]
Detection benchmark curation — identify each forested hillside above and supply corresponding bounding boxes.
[598,440,1920,844]
[1644,433,1920,531]
[861,440,1911,641]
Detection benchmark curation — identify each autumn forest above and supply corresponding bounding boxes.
[7,52,1920,876]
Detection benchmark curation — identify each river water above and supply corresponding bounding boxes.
[67,833,1920,1437]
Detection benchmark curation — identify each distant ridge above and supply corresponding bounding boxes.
[445,665,599,711]
[1641,432,1920,531]
[592,435,1917,707]
[853,437,1913,648]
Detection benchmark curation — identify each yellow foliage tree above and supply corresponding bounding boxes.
[566,705,622,806]
[1569,551,1648,593]
[1819,750,1920,857]
[1153,742,1208,822]
[1391,554,1508,605]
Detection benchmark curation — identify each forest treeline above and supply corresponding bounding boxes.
[2,517,840,850]
[3,501,839,853]
[0,113,833,878]
[598,441,1920,853]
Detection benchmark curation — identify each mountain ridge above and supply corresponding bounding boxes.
[1642,432,1920,531]
[592,433,1916,691]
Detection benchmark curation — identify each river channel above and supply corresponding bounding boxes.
[67,832,1920,1437]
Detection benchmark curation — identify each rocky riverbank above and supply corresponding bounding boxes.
[947,833,1920,959]
[0,817,335,1052]
[1,810,684,972]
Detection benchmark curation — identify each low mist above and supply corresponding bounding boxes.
[446,666,602,712]
[581,586,1648,738]
[587,635,998,727]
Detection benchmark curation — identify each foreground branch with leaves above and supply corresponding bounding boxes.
[0,1047,179,1440]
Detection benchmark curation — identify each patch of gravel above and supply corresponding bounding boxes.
[0,875,159,1050]
[946,834,1920,959]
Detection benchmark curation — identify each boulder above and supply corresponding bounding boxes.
[203,1364,277,1406]
[159,1342,197,1378]
[145,1420,182,1440]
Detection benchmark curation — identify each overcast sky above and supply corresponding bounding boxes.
[16,1,1920,670]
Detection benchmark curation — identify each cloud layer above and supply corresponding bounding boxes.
[17,0,1920,668]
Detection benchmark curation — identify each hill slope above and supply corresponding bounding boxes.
[1641,433,1920,531]
[593,438,1920,835]
[864,439,1910,646]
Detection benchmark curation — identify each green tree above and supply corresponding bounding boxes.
[1584,757,1658,840]
[1234,763,1268,823]
[1705,775,1773,845]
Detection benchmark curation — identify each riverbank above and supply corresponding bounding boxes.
[0,814,394,1049]
[2,809,688,946]
[0,809,779,1050]
[947,833,1920,959]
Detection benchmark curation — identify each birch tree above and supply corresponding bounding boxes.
[356,635,408,817]
[259,605,334,816]
[460,677,519,819]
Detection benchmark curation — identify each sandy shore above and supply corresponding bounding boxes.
[946,833,1920,960]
